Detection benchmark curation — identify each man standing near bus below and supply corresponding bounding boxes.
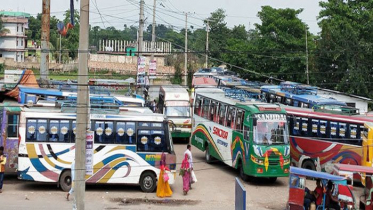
[0,146,6,193]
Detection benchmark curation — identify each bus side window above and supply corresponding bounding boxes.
[243,125,250,140]
[226,106,232,128]
[293,117,300,136]
[311,119,319,137]
[214,103,220,123]
[202,99,210,119]
[235,110,244,132]
[26,119,37,141]
[301,118,309,137]
[209,101,215,121]
[71,120,76,142]
[49,120,60,142]
[137,130,151,152]
[330,122,338,139]
[349,124,358,145]
[219,104,227,126]
[37,119,48,141]
[319,120,327,139]
[7,114,19,138]
[194,96,202,116]
[339,123,346,139]
[151,130,167,152]
[293,100,299,107]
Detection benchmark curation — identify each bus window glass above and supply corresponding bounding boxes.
[151,130,167,152]
[37,119,48,141]
[339,123,346,138]
[292,117,300,135]
[194,96,202,116]
[49,120,60,142]
[235,110,244,132]
[7,114,19,138]
[166,106,190,117]
[226,107,234,128]
[137,130,151,152]
[71,121,76,142]
[361,126,367,140]
[209,101,215,121]
[243,125,250,140]
[219,104,227,126]
[26,119,37,141]
[303,103,309,108]
[350,125,357,139]
[202,99,210,119]
[319,120,327,137]
[311,119,319,137]
[301,118,308,136]
[330,122,337,137]
[254,116,289,145]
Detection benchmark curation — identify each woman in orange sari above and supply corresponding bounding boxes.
[156,153,172,197]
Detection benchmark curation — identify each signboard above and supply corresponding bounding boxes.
[137,56,146,85]
[85,131,94,175]
[149,60,157,79]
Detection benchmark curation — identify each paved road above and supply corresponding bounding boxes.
[0,143,364,210]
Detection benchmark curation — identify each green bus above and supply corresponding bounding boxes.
[191,88,290,182]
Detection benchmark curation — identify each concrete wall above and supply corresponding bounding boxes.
[318,90,369,113]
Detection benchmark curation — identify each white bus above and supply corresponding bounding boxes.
[158,86,192,140]
[114,95,145,107]
[17,107,176,192]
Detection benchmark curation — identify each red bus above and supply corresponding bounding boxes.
[285,106,373,175]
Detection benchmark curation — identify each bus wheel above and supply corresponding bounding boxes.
[268,177,277,183]
[205,145,213,164]
[302,160,316,171]
[140,171,156,193]
[239,164,249,182]
[59,170,72,192]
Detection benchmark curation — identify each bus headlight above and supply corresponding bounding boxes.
[284,158,290,164]
[251,155,264,165]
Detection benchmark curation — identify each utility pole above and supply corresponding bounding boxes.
[184,12,188,87]
[40,0,50,86]
[138,0,144,56]
[75,0,90,209]
[205,20,209,68]
[59,34,62,63]
[150,0,156,85]
[305,26,309,85]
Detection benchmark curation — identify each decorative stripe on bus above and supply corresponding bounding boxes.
[193,124,223,160]
[47,144,74,164]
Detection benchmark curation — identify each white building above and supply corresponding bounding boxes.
[0,11,30,62]
[318,88,371,114]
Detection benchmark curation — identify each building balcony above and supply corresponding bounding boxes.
[0,48,26,52]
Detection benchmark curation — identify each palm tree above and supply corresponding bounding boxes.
[0,15,10,35]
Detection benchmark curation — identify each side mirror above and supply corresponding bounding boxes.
[168,120,176,131]
[253,118,257,126]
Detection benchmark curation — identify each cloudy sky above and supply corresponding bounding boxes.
[3,0,323,34]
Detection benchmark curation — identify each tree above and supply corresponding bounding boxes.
[0,15,10,35]
[62,9,80,59]
[316,0,373,98]
[249,6,315,82]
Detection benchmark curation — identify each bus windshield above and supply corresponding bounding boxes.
[166,106,191,117]
[254,120,289,145]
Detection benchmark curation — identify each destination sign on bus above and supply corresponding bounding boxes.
[213,127,228,140]
[254,114,286,122]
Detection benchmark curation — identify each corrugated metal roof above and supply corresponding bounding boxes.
[0,11,30,18]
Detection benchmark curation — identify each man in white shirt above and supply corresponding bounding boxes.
[184,145,193,188]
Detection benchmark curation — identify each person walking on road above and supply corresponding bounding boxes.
[184,145,194,189]
[66,160,75,201]
[0,146,6,193]
[156,153,173,198]
[180,153,191,195]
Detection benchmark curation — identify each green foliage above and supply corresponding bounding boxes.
[0,63,4,74]
[316,0,373,98]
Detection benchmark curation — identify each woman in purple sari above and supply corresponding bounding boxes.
[180,153,191,195]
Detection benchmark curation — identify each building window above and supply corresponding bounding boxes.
[17,25,19,32]
[21,26,23,32]
[21,40,23,47]
[16,40,18,46]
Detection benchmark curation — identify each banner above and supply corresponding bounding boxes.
[149,60,157,79]
[85,131,94,175]
[137,56,146,85]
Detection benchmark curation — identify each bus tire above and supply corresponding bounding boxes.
[268,177,277,183]
[205,145,213,164]
[239,163,249,182]
[302,160,316,171]
[59,170,72,192]
[140,171,157,193]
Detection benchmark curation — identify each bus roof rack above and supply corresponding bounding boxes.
[280,81,317,95]
[224,88,260,102]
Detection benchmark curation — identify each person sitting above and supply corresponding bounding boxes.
[325,180,340,210]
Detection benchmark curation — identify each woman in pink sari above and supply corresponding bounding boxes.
[180,153,191,195]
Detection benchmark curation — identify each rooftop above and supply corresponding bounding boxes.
[0,11,30,18]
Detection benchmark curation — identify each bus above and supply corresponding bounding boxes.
[260,81,357,113]
[191,88,290,182]
[158,86,192,140]
[17,107,176,192]
[114,95,145,107]
[362,122,373,168]
[285,106,373,176]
